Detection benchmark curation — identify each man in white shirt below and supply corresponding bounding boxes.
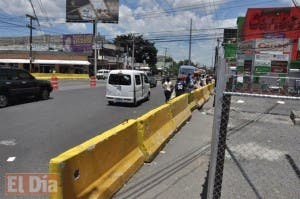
[162,77,174,102]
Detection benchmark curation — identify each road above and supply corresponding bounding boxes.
[0,80,165,197]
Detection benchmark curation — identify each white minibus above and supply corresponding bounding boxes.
[106,70,151,105]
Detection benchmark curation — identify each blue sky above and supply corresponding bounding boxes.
[0,0,298,66]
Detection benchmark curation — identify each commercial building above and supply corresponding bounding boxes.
[0,34,124,74]
[223,7,300,94]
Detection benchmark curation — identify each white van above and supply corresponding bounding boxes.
[96,69,110,80]
[106,70,151,105]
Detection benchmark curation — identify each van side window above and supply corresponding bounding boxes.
[135,75,141,85]
[143,75,149,83]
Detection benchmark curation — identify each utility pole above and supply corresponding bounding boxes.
[214,38,220,75]
[163,48,167,76]
[93,20,98,76]
[26,14,37,73]
[188,18,192,66]
[131,34,135,70]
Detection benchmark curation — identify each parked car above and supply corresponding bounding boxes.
[96,69,110,80]
[0,68,53,108]
[148,76,157,87]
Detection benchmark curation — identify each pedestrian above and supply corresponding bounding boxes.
[185,73,194,92]
[175,78,185,97]
[162,77,174,102]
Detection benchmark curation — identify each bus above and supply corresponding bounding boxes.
[178,65,196,79]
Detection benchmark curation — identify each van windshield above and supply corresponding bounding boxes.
[108,74,131,85]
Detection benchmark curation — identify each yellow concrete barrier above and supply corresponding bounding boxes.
[203,85,210,102]
[168,94,191,129]
[193,88,205,108]
[49,119,144,199]
[137,104,176,162]
[32,73,89,80]
[208,83,214,95]
[188,90,198,110]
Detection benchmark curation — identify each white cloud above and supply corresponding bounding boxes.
[67,23,87,32]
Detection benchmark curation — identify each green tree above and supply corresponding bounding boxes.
[114,34,158,70]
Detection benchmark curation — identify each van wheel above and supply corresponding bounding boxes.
[0,94,8,108]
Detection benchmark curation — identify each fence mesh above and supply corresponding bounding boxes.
[209,90,300,199]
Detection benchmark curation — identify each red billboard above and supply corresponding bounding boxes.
[241,7,300,60]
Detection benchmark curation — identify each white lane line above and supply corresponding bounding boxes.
[237,100,245,104]
[0,139,17,146]
[277,100,285,104]
[7,157,16,162]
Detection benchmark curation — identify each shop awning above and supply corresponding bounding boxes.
[0,59,90,65]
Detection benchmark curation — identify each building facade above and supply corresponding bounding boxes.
[0,34,124,74]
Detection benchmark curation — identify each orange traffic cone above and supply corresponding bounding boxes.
[51,75,58,91]
[90,76,96,88]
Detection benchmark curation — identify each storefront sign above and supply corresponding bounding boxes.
[254,53,289,61]
[255,38,291,53]
[271,61,288,73]
[255,66,271,73]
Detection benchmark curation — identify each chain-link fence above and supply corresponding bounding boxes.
[207,55,300,199]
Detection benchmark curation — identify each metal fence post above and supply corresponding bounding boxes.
[207,54,230,199]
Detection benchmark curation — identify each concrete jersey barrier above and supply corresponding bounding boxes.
[48,85,214,198]
[137,103,176,162]
[168,94,191,129]
[49,119,144,199]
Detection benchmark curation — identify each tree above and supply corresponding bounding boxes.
[114,34,158,70]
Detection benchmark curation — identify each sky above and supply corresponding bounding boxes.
[0,0,298,67]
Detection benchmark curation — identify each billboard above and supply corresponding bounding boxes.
[62,34,93,52]
[66,0,119,23]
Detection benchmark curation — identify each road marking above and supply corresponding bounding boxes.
[237,100,245,104]
[0,139,16,146]
[7,157,16,162]
[277,100,285,104]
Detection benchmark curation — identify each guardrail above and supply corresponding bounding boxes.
[49,83,214,199]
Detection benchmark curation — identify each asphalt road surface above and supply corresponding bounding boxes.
[0,81,165,198]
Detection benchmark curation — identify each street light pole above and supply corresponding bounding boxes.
[93,20,98,77]
[188,18,192,66]
[132,35,135,70]
[26,14,37,73]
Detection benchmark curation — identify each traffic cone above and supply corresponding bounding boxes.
[51,75,58,91]
[90,76,96,88]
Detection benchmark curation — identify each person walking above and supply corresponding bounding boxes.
[162,77,174,102]
[175,77,185,97]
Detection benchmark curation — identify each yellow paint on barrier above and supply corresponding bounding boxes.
[188,90,198,110]
[32,73,89,80]
[193,88,205,108]
[208,83,214,95]
[49,119,144,199]
[137,104,176,162]
[168,94,191,129]
[203,85,210,102]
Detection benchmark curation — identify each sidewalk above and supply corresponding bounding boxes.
[113,99,214,199]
